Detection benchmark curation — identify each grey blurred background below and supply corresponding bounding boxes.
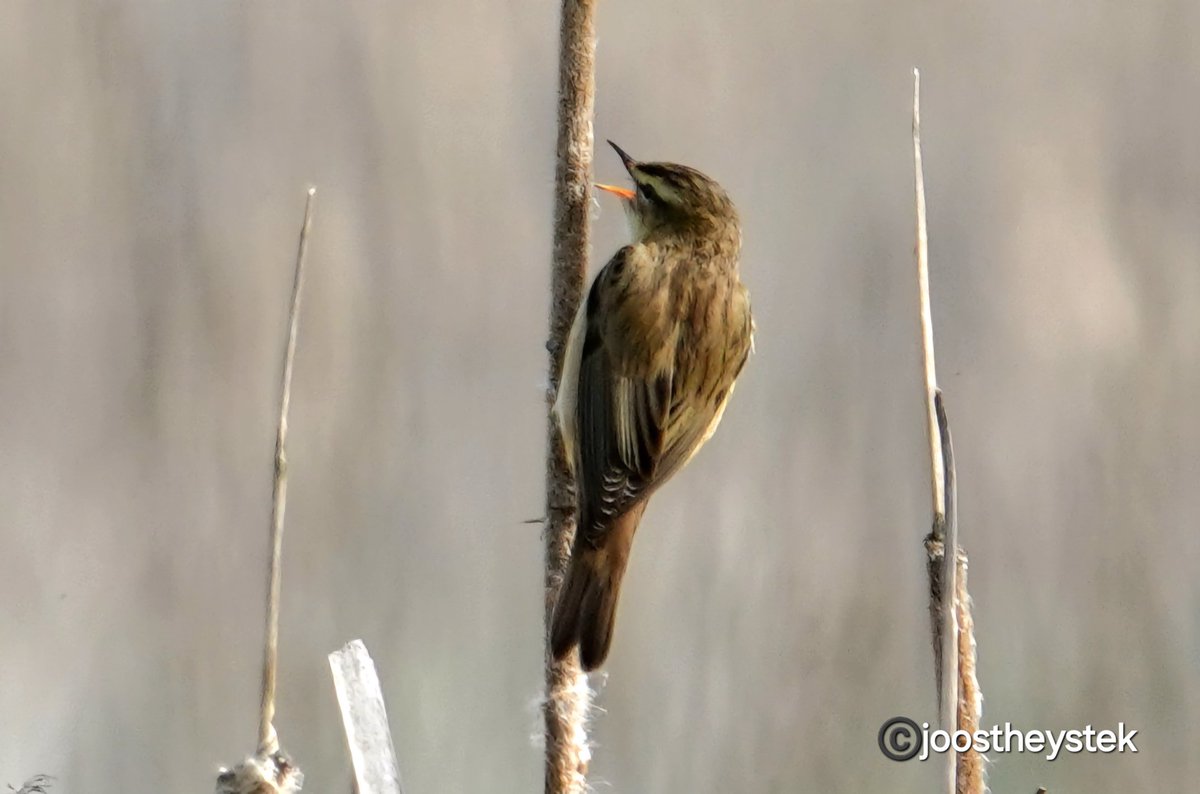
[1,2,1196,792]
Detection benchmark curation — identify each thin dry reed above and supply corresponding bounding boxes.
[216,188,315,794]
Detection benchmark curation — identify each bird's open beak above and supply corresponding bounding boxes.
[595,140,638,199]
[595,183,636,200]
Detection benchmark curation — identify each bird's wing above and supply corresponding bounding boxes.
[574,246,667,547]
[648,280,753,485]
[574,248,751,548]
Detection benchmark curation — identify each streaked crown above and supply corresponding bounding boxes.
[598,141,739,247]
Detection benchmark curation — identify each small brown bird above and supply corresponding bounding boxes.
[550,141,753,670]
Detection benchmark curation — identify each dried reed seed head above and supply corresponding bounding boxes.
[215,751,303,794]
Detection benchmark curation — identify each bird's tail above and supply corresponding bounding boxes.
[550,503,646,671]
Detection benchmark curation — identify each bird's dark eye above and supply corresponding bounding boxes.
[638,182,662,204]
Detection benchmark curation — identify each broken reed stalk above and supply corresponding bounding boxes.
[217,187,315,794]
[543,2,597,793]
[913,66,957,730]
[328,640,405,794]
[912,70,961,794]
[913,73,992,794]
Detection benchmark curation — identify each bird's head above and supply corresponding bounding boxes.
[595,140,739,247]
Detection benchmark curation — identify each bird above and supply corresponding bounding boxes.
[550,140,753,671]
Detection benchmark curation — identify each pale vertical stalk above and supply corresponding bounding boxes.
[913,70,946,518]
[913,70,958,794]
[259,187,317,754]
[544,2,597,793]
[914,83,992,793]
[217,188,314,794]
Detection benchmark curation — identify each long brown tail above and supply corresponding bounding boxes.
[550,504,645,671]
